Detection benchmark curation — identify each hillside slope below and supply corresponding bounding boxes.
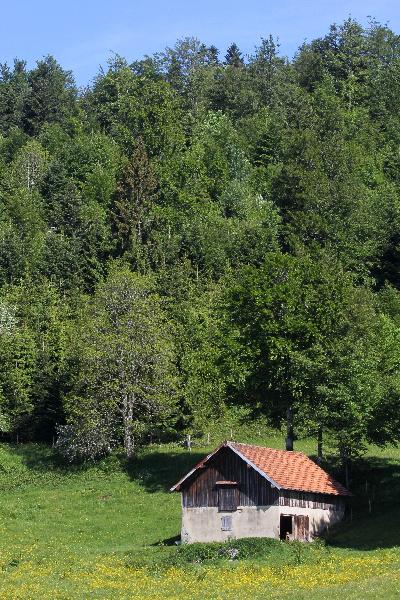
[0,437,399,599]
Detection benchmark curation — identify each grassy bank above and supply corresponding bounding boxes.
[0,433,399,599]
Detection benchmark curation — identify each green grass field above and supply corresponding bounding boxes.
[0,429,399,599]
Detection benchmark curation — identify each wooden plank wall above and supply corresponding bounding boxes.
[279,490,344,511]
[182,447,279,508]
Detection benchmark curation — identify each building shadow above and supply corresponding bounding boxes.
[325,455,400,550]
[121,449,205,493]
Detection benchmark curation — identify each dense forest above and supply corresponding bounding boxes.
[1,18,400,465]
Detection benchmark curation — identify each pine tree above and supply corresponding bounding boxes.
[22,56,77,135]
[113,138,157,254]
[225,43,244,67]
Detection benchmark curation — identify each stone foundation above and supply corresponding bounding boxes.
[181,504,344,544]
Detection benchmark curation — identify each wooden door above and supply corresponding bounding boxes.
[294,515,309,540]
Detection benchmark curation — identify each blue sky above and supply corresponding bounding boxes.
[1,0,399,86]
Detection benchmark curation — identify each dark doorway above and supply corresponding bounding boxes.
[280,515,293,540]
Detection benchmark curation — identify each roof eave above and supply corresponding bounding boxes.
[170,443,227,492]
[279,485,351,497]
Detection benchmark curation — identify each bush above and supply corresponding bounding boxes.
[55,422,114,463]
[166,537,280,566]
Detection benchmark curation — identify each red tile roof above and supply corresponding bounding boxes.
[171,441,350,496]
[230,442,350,496]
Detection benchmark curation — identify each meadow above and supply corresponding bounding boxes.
[0,426,399,599]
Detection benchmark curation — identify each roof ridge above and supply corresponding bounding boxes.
[229,441,306,456]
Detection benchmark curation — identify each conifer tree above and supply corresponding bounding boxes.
[225,43,244,67]
[113,138,157,255]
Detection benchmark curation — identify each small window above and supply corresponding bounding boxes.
[221,515,232,531]
[218,485,238,512]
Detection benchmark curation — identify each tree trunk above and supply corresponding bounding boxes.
[285,406,294,451]
[317,425,323,463]
[123,393,135,459]
[339,444,350,488]
[344,458,349,489]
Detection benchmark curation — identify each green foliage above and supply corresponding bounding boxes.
[64,264,178,457]
[22,55,77,136]
[0,281,68,439]
[223,253,398,457]
[0,61,29,134]
[0,19,400,461]
[166,537,282,565]
[166,536,330,568]
[113,137,158,266]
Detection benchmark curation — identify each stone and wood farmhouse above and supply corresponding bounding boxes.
[171,441,350,543]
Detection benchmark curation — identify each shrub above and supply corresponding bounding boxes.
[55,422,114,463]
[166,537,280,566]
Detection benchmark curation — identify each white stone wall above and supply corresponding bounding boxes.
[181,504,345,544]
[279,504,344,541]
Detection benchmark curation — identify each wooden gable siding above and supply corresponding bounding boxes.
[279,490,345,511]
[182,447,279,508]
